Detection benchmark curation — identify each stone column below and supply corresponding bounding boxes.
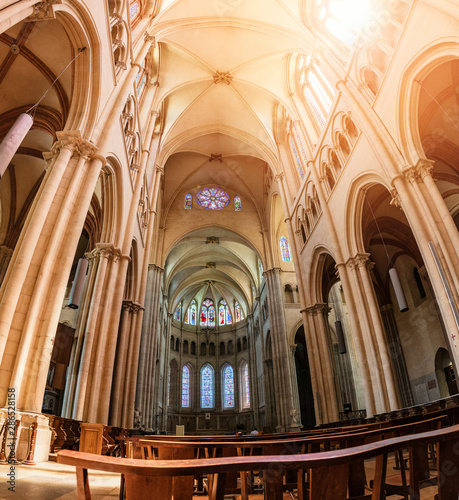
[109,300,136,426]
[263,268,297,432]
[348,254,400,411]
[136,264,164,429]
[380,304,414,407]
[304,305,338,423]
[288,344,302,431]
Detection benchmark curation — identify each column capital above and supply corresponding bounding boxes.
[263,267,282,277]
[347,253,373,270]
[390,188,402,209]
[144,33,156,46]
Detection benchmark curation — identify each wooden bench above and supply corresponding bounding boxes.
[58,423,459,500]
[116,415,446,499]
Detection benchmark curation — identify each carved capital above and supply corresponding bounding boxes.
[27,0,61,21]
[347,253,372,270]
[144,33,156,46]
[415,158,435,179]
[390,188,402,209]
[275,172,284,182]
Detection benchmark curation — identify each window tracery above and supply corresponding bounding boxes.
[196,187,230,210]
[297,55,335,131]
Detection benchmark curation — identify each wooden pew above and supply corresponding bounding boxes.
[125,415,446,499]
[57,423,459,500]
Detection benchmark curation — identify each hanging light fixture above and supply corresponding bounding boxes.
[68,257,88,309]
[365,191,409,312]
[0,113,34,177]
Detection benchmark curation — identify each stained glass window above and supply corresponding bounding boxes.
[235,302,243,322]
[200,306,207,327]
[258,260,264,281]
[201,364,214,408]
[208,305,216,327]
[218,300,231,325]
[182,365,190,408]
[130,1,140,20]
[219,303,225,325]
[227,307,232,324]
[186,301,197,325]
[241,362,250,409]
[167,364,171,406]
[234,196,242,211]
[280,236,292,262]
[184,194,192,209]
[223,365,235,408]
[200,299,215,327]
[196,187,230,210]
[289,137,305,180]
[175,303,181,321]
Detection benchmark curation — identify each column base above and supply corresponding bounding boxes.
[289,424,302,432]
[0,410,51,463]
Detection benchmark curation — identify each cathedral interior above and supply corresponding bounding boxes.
[0,0,459,466]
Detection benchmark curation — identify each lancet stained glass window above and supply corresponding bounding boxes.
[184,194,192,209]
[223,365,235,408]
[185,300,197,325]
[130,1,140,20]
[200,299,215,327]
[196,187,230,210]
[175,303,181,321]
[219,300,232,325]
[280,236,292,262]
[235,302,243,322]
[241,361,250,408]
[182,365,190,408]
[167,365,171,406]
[201,364,214,408]
[234,196,242,211]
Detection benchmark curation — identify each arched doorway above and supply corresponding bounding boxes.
[294,326,315,428]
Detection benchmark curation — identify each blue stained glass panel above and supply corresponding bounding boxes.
[223,365,234,408]
[182,365,190,407]
[175,303,181,321]
[201,365,214,408]
[244,363,250,406]
[184,194,192,209]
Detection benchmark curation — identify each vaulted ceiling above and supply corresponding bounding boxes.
[153,0,307,315]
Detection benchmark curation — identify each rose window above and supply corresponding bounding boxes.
[196,187,230,210]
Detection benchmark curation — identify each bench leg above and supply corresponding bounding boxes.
[76,467,91,500]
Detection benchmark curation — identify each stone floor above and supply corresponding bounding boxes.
[0,458,438,500]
